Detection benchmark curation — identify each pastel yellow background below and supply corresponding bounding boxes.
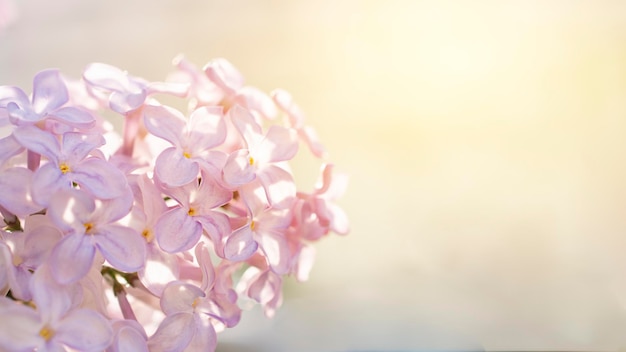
[3,0,626,350]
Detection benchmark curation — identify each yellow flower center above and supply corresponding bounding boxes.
[250,220,256,231]
[83,222,95,234]
[187,207,196,216]
[59,163,71,174]
[39,326,54,341]
[248,156,255,166]
[183,151,192,159]
[192,297,200,308]
[142,229,154,243]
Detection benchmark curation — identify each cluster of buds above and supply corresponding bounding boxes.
[0,55,348,351]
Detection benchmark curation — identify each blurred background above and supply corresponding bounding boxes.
[3,0,626,350]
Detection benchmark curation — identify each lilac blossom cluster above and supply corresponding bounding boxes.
[0,56,349,352]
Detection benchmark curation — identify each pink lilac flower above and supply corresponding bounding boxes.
[272,88,327,158]
[143,104,226,187]
[12,125,128,206]
[155,168,231,254]
[0,167,39,217]
[0,69,95,129]
[222,104,298,208]
[0,267,112,352]
[224,183,292,275]
[204,58,277,119]
[47,189,146,284]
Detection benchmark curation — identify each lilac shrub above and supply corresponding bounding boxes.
[0,57,349,352]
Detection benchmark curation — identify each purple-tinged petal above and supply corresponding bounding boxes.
[31,163,68,208]
[61,132,105,164]
[257,125,298,164]
[222,149,255,186]
[155,207,202,253]
[93,188,134,224]
[142,104,185,146]
[154,147,198,187]
[0,303,41,351]
[204,58,244,94]
[186,106,225,152]
[161,281,203,315]
[31,69,69,115]
[0,167,39,217]
[256,230,290,275]
[7,101,41,125]
[56,308,113,351]
[12,125,61,162]
[199,291,241,328]
[83,63,133,93]
[224,225,258,262]
[108,320,148,352]
[186,315,217,352]
[22,219,62,267]
[147,312,194,352]
[195,242,215,292]
[0,86,30,109]
[147,81,189,97]
[72,158,128,200]
[47,106,96,130]
[95,225,145,273]
[47,189,95,233]
[110,90,147,114]
[49,234,95,284]
[0,134,24,167]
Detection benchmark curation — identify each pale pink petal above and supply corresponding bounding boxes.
[316,199,350,235]
[47,189,95,233]
[142,104,185,146]
[93,188,134,224]
[7,101,41,124]
[139,245,179,297]
[194,170,232,210]
[83,63,135,92]
[0,86,30,109]
[22,221,62,267]
[195,211,231,259]
[0,304,41,351]
[295,243,316,282]
[31,69,68,115]
[147,81,189,97]
[186,315,217,352]
[155,207,202,253]
[203,58,244,94]
[258,165,296,209]
[95,224,145,273]
[56,308,113,351]
[247,270,281,305]
[256,230,289,275]
[224,225,258,262]
[271,88,304,128]
[148,313,194,352]
[12,125,61,162]
[72,158,128,200]
[195,242,215,292]
[186,106,225,151]
[229,104,263,147]
[49,234,95,284]
[0,167,39,217]
[257,125,298,163]
[110,90,147,114]
[161,281,202,315]
[154,147,199,187]
[300,125,327,158]
[222,149,255,186]
[235,86,277,119]
[47,106,95,130]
